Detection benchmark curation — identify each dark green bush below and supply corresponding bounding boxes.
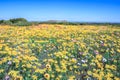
[0,20,4,24]
[0,18,32,26]
[9,18,27,23]
[12,21,32,26]
[2,20,12,25]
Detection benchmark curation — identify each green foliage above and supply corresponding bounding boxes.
[2,20,12,25]
[0,20,4,24]
[9,18,27,23]
[12,21,32,26]
[0,18,32,26]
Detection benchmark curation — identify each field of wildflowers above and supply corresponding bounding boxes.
[0,24,120,80]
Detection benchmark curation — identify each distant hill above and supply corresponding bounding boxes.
[0,18,120,26]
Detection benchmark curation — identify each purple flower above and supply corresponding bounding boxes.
[100,43,104,46]
[5,75,10,80]
[94,50,99,55]
[79,52,84,55]
[0,58,3,60]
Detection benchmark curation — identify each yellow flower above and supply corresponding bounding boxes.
[97,63,103,69]
[105,64,110,69]
[56,68,61,72]
[110,65,116,70]
[114,60,117,63]
[106,77,112,80]
[32,75,37,80]
[117,49,120,53]
[96,54,102,61]
[51,74,55,78]
[73,65,78,68]
[44,73,50,80]
[93,73,99,78]
[14,76,23,80]
[8,70,19,77]
[43,59,47,62]
[48,59,54,63]
[26,63,32,68]
[71,58,77,63]
[56,77,60,80]
[35,69,45,74]
[58,75,62,78]
[0,69,4,73]
[82,64,87,67]
[69,66,73,71]
[105,73,113,78]
[61,65,67,72]
[105,64,116,70]
[68,76,75,80]
[114,77,120,80]
[33,66,37,69]
[46,64,51,70]
[87,71,92,75]
[99,71,104,76]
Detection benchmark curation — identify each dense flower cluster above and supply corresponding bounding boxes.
[0,25,120,80]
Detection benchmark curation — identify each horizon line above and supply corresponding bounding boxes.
[0,18,120,23]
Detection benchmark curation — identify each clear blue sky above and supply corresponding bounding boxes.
[0,0,120,22]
